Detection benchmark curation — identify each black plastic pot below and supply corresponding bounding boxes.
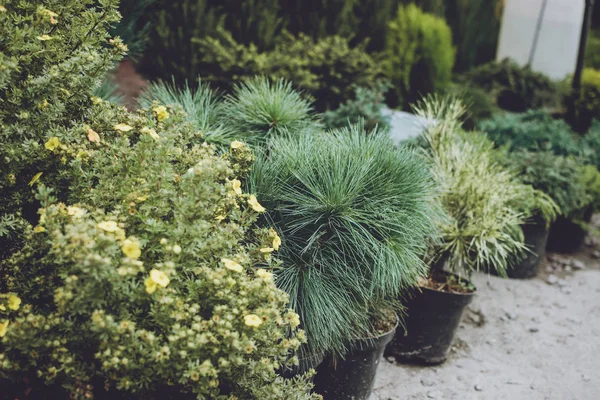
[546,207,593,253]
[385,282,474,364]
[313,323,397,400]
[501,218,549,279]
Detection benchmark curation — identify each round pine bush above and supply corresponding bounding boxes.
[222,76,318,145]
[249,122,441,359]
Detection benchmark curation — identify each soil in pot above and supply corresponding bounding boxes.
[546,207,593,253]
[385,271,475,365]
[313,317,397,400]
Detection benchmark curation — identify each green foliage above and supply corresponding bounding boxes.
[445,82,500,129]
[585,30,600,69]
[249,123,441,359]
[443,0,504,72]
[504,151,591,219]
[479,111,582,156]
[576,68,600,123]
[581,164,600,212]
[322,80,392,132]
[384,4,455,108]
[266,32,384,111]
[581,120,600,169]
[0,0,126,242]
[138,78,240,146]
[112,0,156,61]
[415,97,536,277]
[139,0,227,83]
[0,2,317,398]
[222,77,318,145]
[93,74,125,104]
[460,59,562,112]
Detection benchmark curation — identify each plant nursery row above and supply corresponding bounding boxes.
[1,1,600,400]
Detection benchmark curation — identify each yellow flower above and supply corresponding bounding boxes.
[144,278,157,294]
[247,195,266,213]
[8,295,21,311]
[40,9,58,24]
[259,247,274,253]
[256,269,273,281]
[221,258,243,273]
[37,34,53,41]
[33,226,46,233]
[29,172,43,187]
[153,105,169,122]
[0,320,8,337]
[121,238,141,259]
[230,141,244,149]
[67,206,85,218]
[44,136,60,151]
[172,245,182,254]
[285,311,301,328]
[97,220,120,232]
[39,99,49,109]
[231,179,242,195]
[91,96,102,105]
[87,128,100,143]
[0,6,6,12]
[141,127,160,140]
[150,269,170,288]
[270,229,281,250]
[244,314,263,328]
[114,123,133,132]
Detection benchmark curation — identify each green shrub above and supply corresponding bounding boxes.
[222,77,318,145]
[112,0,156,61]
[249,123,441,359]
[504,151,591,219]
[460,59,562,112]
[266,32,384,111]
[576,68,600,123]
[443,0,504,72]
[479,111,582,156]
[0,2,317,398]
[322,80,392,132]
[415,98,550,277]
[383,4,455,108]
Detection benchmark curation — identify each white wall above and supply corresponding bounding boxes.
[497,0,585,80]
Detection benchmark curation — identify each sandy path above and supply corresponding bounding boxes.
[372,247,600,400]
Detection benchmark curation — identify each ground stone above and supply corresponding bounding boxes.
[546,274,558,285]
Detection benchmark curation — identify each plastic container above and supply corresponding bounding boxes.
[504,218,549,279]
[313,323,397,400]
[546,207,593,253]
[385,281,474,364]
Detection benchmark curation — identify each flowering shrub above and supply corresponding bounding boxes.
[0,1,317,398]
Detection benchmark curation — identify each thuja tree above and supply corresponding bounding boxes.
[0,1,318,399]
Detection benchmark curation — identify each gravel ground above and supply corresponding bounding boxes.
[372,238,600,400]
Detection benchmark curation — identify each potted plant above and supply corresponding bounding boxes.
[249,122,441,399]
[501,150,593,255]
[386,98,544,364]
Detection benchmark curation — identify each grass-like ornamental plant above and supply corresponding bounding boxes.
[0,2,318,398]
[249,123,441,359]
[222,77,318,145]
[415,98,554,278]
[138,78,239,146]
